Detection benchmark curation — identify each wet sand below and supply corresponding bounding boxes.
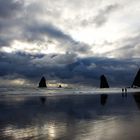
[0,91,140,140]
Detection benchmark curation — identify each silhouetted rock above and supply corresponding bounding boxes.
[58,85,62,88]
[39,76,47,88]
[132,69,140,87]
[100,94,108,106]
[100,75,109,88]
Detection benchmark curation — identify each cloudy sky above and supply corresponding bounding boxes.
[0,0,140,87]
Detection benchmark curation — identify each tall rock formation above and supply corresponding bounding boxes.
[100,75,109,88]
[39,76,47,88]
[132,69,140,87]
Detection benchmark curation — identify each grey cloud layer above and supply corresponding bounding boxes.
[0,0,25,47]
[25,22,91,54]
[0,0,23,18]
[105,34,140,58]
[0,0,139,87]
[0,0,91,55]
[81,4,119,27]
[93,4,119,27]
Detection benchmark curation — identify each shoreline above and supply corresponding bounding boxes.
[0,89,140,97]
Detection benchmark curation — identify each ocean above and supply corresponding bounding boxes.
[0,87,140,140]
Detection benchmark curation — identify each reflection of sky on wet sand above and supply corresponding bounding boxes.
[1,92,140,140]
[3,122,66,140]
[2,116,140,140]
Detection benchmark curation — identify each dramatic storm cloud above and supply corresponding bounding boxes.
[0,0,140,87]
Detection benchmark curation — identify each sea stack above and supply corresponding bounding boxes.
[132,69,140,87]
[39,76,47,88]
[100,75,109,88]
[58,85,62,88]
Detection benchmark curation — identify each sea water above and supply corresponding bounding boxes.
[0,87,140,140]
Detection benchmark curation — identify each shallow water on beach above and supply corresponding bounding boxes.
[0,88,140,140]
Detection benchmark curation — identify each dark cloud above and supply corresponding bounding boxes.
[0,0,24,47]
[0,0,90,56]
[24,22,91,54]
[104,34,140,58]
[0,0,23,19]
[0,37,10,46]
[25,22,72,41]
[81,4,119,27]
[0,52,139,87]
[94,4,119,27]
